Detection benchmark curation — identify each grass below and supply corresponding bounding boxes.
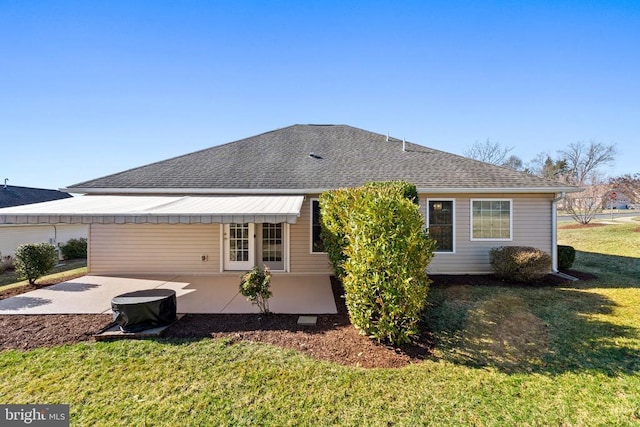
[0,259,87,289]
[0,228,639,425]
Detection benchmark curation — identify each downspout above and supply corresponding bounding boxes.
[50,224,61,261]
[551,192,565,272]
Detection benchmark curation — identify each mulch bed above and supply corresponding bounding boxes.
[0,272,595,368]
[559,223,607,229]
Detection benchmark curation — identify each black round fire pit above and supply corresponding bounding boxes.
[111,289,177,332]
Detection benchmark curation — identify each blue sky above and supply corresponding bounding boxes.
[1,1,638,190]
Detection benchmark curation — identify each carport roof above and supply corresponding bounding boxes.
[0,195,305,225]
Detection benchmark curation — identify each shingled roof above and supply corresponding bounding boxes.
[66,124,576,194]
[0,185,72,208]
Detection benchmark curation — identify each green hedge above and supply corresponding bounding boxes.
[490,246,552,283]
[320,181,436,345]
[61,238,87,260]
[557,245,576,270]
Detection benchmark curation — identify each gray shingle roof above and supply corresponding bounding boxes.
[67,124,575,193]
[0,185,72,208]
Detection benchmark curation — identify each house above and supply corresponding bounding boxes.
[0,124,578,274]
[0,183,87,258]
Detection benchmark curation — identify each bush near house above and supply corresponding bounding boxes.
[557,245,576,270]
[320,181,436,345]
[14,243,58,285]
[490,246,552,283]
[320,181,420,280]
[61,238,88,260]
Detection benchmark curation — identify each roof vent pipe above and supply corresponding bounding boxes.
[3,178,7,189]
[402,138,406,152]
[386,132,389,142]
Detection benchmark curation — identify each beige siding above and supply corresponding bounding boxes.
[89,224,220,274]
[0,224,88,257]
[289,196,332,273]
[422,193,554,274]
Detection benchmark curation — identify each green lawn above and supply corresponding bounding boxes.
[0,259,87,289]
[1,228,639,426]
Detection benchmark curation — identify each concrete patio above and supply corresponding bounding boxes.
[0,274,337,315]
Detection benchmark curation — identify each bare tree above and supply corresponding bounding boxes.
[564,175,608,224]
[465,139,523,170]
[559,140,616,186]
[527,153,568,180]
[503,155,524,171]
[559,141,616,224]
[609,173,640,206]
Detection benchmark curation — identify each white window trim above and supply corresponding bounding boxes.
[258,222,288,273]
[310,198,327,254]
[426,198,456,254]
[470,198,513,242]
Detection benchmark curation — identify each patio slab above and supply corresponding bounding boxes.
[0,274,337,315]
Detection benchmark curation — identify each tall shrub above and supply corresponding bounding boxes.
[320,181,420,280]
[14,243,58,285]
[321,182,436,345]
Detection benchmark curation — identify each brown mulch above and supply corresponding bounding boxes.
[0,272,595,368]
[559,223,607,229]
[0,314,112,351]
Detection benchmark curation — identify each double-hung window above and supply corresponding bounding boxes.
[470,199,512,240]
[427,200,455,252]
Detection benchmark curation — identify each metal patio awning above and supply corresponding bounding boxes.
[0,195,305,225]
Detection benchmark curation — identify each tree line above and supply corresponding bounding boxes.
[464,139,639,224]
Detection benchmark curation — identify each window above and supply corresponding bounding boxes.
[311,199,325,253]
[471,199,512,240]
[428,200,454,252]
[262,223,282,262]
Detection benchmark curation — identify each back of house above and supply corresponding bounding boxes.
[0,124,578,275]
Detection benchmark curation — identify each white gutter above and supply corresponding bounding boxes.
[62,186,582,195]
[551,191,566,273]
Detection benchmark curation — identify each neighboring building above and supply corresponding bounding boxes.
[0,183,72,208]
[0,125,579,273]
[0,184,87,257]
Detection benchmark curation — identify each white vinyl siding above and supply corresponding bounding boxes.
[89,224,220,274]
[0,224,88,257]
[289,196,332,273]
[422,194,553,274]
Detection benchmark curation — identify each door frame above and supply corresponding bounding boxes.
[223,223,255,271]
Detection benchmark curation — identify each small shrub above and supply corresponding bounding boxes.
[490,246,552,283]
[0,252,3,274]
[557,245,576,270]
[239,265,272,314]
[61,238,88,260]
[14,243,58,285]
